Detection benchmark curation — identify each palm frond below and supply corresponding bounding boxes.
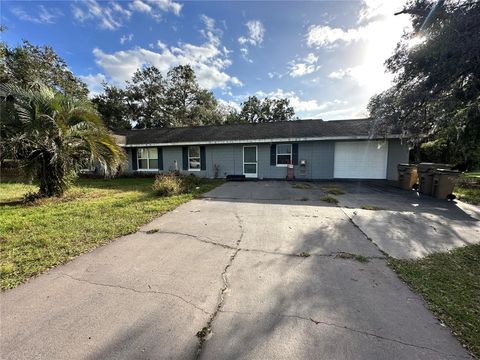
[2,83,126,196]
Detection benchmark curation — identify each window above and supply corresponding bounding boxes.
[276,144,292,166]
[137,148,158,170]
[188,146,201,171]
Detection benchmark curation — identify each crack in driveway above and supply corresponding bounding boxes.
[219,309,471,359]
[194,211,245,359]
[144,230,385,261]
[339,207,389,257]
[141,229,237,250]
[56,272,211,315]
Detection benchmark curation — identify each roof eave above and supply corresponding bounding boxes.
[121,134,403,147]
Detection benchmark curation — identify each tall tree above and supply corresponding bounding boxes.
[122,64,223,129]
[0,40,89,99]
[164,65,223,126]
[368,0,480,169]
[92,84,132,130]
[125,66,167,129]
[0,84,125,197]
[227,96,296,124]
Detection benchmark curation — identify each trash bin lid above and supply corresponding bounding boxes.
[433,169,460,175]
[398,163,416,170]
[418,162,452,169]
[417,163,452,172]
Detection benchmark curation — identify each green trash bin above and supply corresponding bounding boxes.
[417,163,451,195]
[432,169,460,199]
[397,164,418,190]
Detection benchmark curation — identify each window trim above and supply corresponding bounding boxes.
[276,143,292,167]
[137,147,159,171]
[188,145,201,172]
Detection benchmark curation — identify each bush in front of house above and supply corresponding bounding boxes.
[152,172,201,196]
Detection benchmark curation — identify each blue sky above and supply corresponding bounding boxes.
[1,0,411,120]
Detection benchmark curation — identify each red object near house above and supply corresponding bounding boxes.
[287,162,295,180]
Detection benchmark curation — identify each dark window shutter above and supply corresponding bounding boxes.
[182,147,188,170]
[270,144,276,166]
[131,148,138,171]
[292,143,299,165]
[200,146,206,170]
[157,147,163,170]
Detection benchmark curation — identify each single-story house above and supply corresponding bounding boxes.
[114,118,409,180]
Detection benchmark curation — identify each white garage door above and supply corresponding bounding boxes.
[334,141,388,179]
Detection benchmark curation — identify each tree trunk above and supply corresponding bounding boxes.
[38,154,63,197]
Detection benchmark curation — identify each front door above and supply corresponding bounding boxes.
[243,146,258,178]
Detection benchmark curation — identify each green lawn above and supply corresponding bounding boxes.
[455,172,480,205]
[455,187,480,205]
[389,245,480,358]
[0,177,223,290]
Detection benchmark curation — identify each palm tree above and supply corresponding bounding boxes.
[0,84,126,197]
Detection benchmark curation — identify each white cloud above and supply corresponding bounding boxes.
[150,0,182,16]
[242,90,359,120]
[315,106,367,120]
[120,33,134,45]
[358,0,403,24]
[71,0,181,30]
[240,48,252,63]
[304,53,318,64]
[78,73,107,97]
[328,66,376,87]
[218,98,241,112]
[10,5,63,24]
[267,72,284,79]
[306,1,406,48]
[249,89,346,118]
[238,20,265,61]
[328,68,351,80]
[200,14,215,32]
[288,53,320,78]
[241,20,265,46]
[249,20,265,44]
[309,0,410,105]
[129,0,182,18]
[130,0,152,13]
[157,40,167,50]
[91,17,241,90]
[289,63,317,78]
[307,26,363,48]
[199,14,222,46]
[71,0,131,30]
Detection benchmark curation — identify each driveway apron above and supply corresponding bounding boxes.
[1,181,472,360]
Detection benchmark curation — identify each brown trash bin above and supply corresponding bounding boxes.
[432,169,460,199]
[397,164,418,190]
[417,163,451,195]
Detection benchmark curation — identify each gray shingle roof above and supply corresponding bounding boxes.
[115,118,397,146]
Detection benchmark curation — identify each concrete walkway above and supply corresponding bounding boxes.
[1,181,475,359]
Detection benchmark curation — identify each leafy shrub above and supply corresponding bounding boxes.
[152,174,183,196]
[152,173,201,197]
[181,174,201,190]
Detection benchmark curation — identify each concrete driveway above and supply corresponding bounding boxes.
[1,181,476,360]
